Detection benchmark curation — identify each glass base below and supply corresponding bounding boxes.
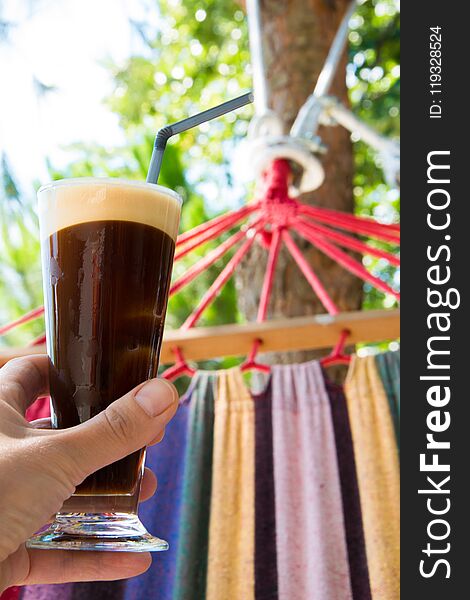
[26,512,168,552]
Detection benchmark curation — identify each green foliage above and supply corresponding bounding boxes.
[0,0,400,357]
[0,155,44,346]
[349,0,400,307]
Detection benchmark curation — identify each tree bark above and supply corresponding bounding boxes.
[237,0,363,365]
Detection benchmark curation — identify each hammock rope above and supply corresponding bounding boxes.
[0,159,400,376]
[162,158,399,375]
[0,0,400,376]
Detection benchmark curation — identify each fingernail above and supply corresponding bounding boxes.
[135,379,177,417]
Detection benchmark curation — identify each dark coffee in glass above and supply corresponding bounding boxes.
[28,178,181,552]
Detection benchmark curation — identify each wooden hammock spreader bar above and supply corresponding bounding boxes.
[0,309,399,368]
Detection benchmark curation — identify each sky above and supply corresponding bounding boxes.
[0,0,156,192]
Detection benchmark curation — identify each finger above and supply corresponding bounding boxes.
[58,378,179,484]
[0,355,49,415]
[29,414,168,439]
[20,549,151,585]
[139,467,158,502]
[148,427,166,446]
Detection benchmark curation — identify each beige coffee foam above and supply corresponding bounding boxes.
[38,180,181,241]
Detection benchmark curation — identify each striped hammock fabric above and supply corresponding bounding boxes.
[13,351,400,600]
[345,353,400,600]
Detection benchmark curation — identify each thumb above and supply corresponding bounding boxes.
[57,378,178,482]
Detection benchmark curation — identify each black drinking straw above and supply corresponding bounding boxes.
[146,91,254,185]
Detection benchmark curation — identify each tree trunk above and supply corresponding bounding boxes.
[237,0,363,365]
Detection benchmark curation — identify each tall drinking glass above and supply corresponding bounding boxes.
[27,178,181,551]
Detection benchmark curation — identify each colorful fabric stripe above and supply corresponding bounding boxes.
[71,582,124,600]
[375,350,400,448]
[206,367,255,600]
[122,398,189,600]
[271,361,353,600]
[323,374,372,600]
[19,571,125,599]
[254,379,278,600]
[174,372,216,600]
[13,352,400,600]
[20,584,71,600]
[345,355,400,600]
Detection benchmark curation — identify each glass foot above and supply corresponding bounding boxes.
[26,512,169,552]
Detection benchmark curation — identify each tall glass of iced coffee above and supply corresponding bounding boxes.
[27,178,181,551]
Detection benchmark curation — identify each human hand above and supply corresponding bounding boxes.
[0,355,179,593]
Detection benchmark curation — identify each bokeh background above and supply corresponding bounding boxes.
[0,0,400,362]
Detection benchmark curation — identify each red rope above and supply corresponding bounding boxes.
[282,230,339,315]
[294,220,400,300]
[175,205,257,260]
[29,333,47,346]
[296,216,400,267]
[1,157,401,375]
[161,346,196,380]
[161,360,194,380]
[241,226,283,371]
[0,306,44,337]
[181,224,262,330]
[257,227,283,321]
[299,205,400,243]
[301,203,400,234]
[176,204,256,246]
[171,229,246,295]
[240,337,270,373]
[321,328,351,367]
[259,159,291,205]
